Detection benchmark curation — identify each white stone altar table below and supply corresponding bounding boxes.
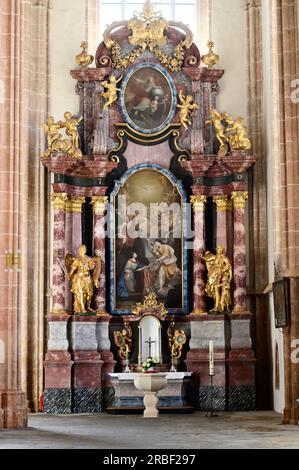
[107,372,194,414]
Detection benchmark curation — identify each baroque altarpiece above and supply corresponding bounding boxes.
[42,2,256,414]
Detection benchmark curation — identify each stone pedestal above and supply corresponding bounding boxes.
[186,314,256,411]
[71,316,103,413]
[227,313,256,410]
[44,315,73,414]
[96,315,116,409]
[134,374,167,418]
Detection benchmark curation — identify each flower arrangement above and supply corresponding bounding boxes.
[142,357,159,372]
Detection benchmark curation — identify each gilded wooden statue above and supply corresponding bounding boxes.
[177,90,199,130]
[42,113,83,159]
[114,322,132,360]
[167,321,187,359]
[202,245,232,313]
[221,112,252,151]
[100,74,123,110]
[206,109,252,158]
[65,245,101,314]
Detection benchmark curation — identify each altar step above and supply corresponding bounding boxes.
[106,405,194,415]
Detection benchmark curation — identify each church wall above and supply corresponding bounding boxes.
[212,0,247,119]
[50,0,86,117]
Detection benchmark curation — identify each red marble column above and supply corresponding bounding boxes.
[91,196,108,315]
[51,193,68,315]
[231,192,249,313]
[191,196,207,315]
[214,195,228,250]
[65,198,73,312]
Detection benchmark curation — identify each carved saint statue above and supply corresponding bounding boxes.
[114,322,132,360]
[66,245,101,314]
[167,321,187,360]
[62,112,83,149]
[177,90,199,130]
[100,74,123,110]
[202,245,233,313]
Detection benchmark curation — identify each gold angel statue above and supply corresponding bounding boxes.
[167,321,187,360]
[221,112,252,151]
[100,74,123,110]
[114,322,132,360]
[202,245,233,313]
[206,109,229,158]
[65,245,101,314]
[177,90,199,130]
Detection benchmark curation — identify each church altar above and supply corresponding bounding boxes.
[41,1,257,415]
[109,372,193,414]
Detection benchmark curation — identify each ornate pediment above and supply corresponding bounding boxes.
[132,293,168,319]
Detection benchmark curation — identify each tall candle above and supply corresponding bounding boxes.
[209,340,214,376]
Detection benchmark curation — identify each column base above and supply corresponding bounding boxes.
[191,309,208,316]
[1,391,28,429]
[72,388,102,413]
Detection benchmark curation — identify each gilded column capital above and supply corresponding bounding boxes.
[51,193,68,211]
[90,196,109,214]
[213,195,229,212]
[70,197,86,213]
[190,195,207,212]
[231,192,248,209]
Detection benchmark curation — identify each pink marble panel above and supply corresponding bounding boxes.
[124,140,172,169]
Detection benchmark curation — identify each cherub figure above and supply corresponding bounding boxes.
[177,90,199,130]
[221,112,251,151]
[100,74,123,110]
[206,109,228,148]
[62,112,83,149]
[65,245,101,314]
[42,116,72,157]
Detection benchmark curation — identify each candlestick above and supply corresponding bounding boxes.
[209,340,214,376]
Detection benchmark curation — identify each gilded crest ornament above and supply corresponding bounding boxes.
[167,321,187,359]
[103,1,193,72]
[75,41,94,68]
[202,40,220,69]
[128,0,168,50]
[132,293,168,317]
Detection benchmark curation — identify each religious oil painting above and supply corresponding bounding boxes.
[120,63,177,134]
[111,167,186,314]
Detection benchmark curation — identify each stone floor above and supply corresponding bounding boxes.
[0,412,298,449]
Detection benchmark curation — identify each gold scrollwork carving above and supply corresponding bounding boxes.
[132,293,168,317]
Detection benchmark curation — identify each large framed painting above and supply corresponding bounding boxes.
[120,63,177,135]
[110,164,188,314]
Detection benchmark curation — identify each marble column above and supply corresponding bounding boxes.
[71,197,85,255]
[214,196,228,251]
[231,192,248,313]
[51,193,68,315]
[190,196,207,315]
[91,196,108,315]
[65,198,73,312]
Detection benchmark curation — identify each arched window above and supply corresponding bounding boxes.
[100,1,198,35]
